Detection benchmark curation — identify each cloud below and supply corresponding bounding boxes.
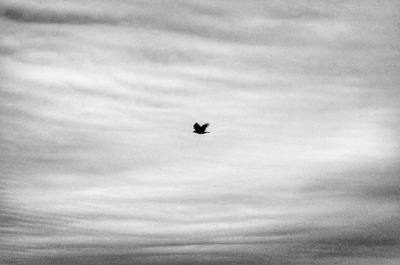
[0,6,117,24]
[1,0,399,264]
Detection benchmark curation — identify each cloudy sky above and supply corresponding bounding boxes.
[0,0,399,264]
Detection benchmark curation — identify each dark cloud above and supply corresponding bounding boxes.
[0,6,116,24]
[299,227,400,258]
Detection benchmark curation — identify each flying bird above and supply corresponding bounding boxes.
[193,122,210,134]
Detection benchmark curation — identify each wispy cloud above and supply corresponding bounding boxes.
[1,0,399,264]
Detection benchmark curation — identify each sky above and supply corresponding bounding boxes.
[0,0,399,264]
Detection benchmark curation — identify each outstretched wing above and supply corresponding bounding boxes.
[200,123,209,131]
[193,123,201,131]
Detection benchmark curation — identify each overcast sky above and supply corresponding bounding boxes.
[1,0,399,264]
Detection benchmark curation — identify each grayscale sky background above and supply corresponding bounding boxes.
[0,0,399,264]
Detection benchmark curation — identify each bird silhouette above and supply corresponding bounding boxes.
[193,122,210,134]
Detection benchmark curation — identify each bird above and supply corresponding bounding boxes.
[193,122,210,134]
